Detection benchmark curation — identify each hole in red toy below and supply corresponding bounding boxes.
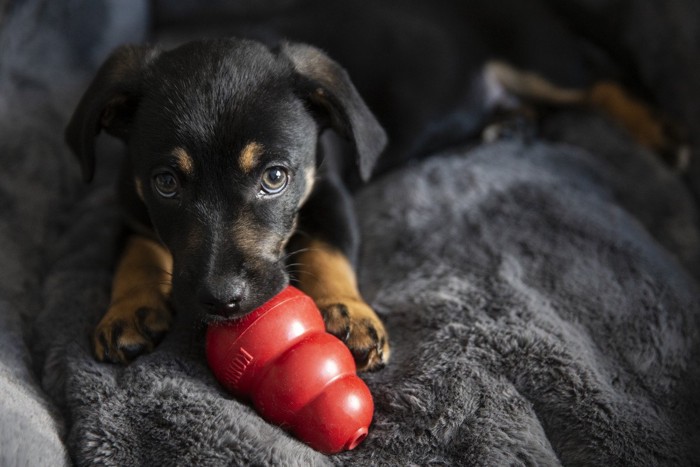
[345,427,368,450]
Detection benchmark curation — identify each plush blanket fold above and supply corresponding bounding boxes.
[1,1,699,466]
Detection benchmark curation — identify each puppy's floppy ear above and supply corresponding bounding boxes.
[65,45,160,182]
[281,42,387,181]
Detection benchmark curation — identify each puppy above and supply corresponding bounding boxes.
[65,38,390,371]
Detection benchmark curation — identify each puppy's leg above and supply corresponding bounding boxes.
[294,239,389,371]
[94,235,173,363]
[290,176,389,372]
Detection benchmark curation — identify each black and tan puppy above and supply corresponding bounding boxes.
[65,38,390,371]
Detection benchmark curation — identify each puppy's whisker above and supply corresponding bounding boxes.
[136,280,174,289]
[277,247,320,265]
[290,229,313,240]
[288,277,302,287]
[141,265,173,277]
[282,247,315,258]
[286,269,318,280]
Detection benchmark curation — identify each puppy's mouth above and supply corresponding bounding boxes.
[170,267,289,324]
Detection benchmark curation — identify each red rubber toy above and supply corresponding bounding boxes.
[206,285,374,454]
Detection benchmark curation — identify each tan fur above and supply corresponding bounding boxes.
[239,142,264,173]
[93,236,173,362]
[110,236,172,299]
[300,166,317,208]
[172,147,194,176]
[295,239,389,370]
[134,177,145,201]
[486,61,586,105]
[296,239,360,300]
[231,215,281,263]
[587,82,665,151]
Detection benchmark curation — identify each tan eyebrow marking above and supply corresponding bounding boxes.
[172,147,194,176]
[299,166,316,208]
[239,142,264,173]
[134,177,145,201]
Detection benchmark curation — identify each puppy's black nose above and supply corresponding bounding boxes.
[198,282,248,318]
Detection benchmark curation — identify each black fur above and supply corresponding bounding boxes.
[65,37,387,319]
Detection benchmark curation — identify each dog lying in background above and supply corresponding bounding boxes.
[65,35,682,372]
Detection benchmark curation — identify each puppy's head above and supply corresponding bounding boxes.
[65,38,386,319]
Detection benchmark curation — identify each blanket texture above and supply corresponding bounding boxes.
[1,1,699,466]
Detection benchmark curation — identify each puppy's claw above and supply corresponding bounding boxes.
[320,303,352,342]
[319,300,390,372]
[93,304,172,364]
[347,320,387,371]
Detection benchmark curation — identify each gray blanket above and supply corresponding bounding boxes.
[2,1,699,466]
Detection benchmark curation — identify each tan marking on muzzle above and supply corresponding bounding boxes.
[231,214,281,266]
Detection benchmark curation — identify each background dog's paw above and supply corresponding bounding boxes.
[93,304,172,363]
[319,300,390,372]
[481,107,538,144]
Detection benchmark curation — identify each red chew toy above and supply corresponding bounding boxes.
[206,285,374,454]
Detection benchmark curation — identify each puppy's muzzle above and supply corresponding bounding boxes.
[197,277,250,318]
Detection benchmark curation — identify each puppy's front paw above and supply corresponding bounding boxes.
[93,301,172,363]
[318,299,389,372]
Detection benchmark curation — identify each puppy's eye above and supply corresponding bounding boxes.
[152,171,180,198]
[260,166,289,195]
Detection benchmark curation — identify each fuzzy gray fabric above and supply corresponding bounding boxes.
[0,1,148,465]
[2,1,700,466]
